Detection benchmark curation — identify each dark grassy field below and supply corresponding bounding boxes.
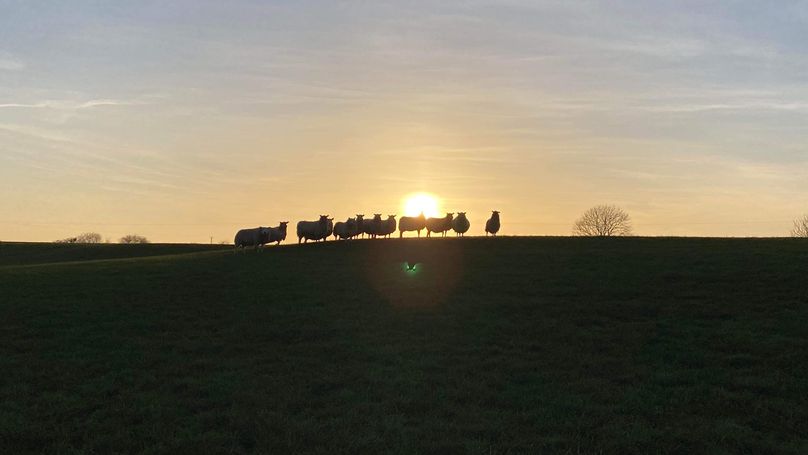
[0,242,229,268]
[1,237,807,454]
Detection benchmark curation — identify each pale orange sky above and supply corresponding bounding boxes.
[2,2,808,242]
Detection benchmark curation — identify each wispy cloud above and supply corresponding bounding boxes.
[0,122,83,145]
[0,52,24,71]
[643,102,808,113]
[0,98,146,110]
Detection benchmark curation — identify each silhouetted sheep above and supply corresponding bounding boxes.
[379,215,397,238]
[399,212,426,238]
[267,222,289,245]
[297,215,330,243]
[452,212,470,236]
[485,211,500,236]
[426,213,454,237]
[333,217,358,240]
[234,227,271,252]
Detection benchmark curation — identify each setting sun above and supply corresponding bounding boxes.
[402,193,441,218]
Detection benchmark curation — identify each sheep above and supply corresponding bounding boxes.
[399,212,426,238]
[379,215,397,238]
[234,226,271,253]
[333,217,358,240]
[297,215,330,243]
[426,213,454,237]
[363,214,382,239]
[333,218,346,240]
[267,221,289,245]
[485,211,501,236]
[452,212,470,236]
[313,217,334,242]
[355,214,365,239]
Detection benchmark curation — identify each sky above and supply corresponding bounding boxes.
[2,0,808,242]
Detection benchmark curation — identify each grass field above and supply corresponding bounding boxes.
[1,237,807,454]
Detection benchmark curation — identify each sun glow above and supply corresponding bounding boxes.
[402,193,441,218]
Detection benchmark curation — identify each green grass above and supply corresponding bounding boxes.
[1,237,807,454]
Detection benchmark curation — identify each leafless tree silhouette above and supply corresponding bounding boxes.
[573,205,632,237]
[119,234,149,244]
[791,215,808,237]
[76,232,102,243]
[55,232,102,243]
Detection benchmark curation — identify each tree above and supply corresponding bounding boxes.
[76,232,102,243]
[573,205,632,237]
[119,234,149,244]
[55,232,102,243]
[791,215,808,237]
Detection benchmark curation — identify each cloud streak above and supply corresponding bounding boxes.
[0,52,24,71]
[0,99,146,110]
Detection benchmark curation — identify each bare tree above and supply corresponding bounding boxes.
[119,234,149,244]
[55,232,102,243]
[573,205,633,237]
[76,232,102,243]
[791,215,808,237]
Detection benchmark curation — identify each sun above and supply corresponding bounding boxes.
[402,193,441,218]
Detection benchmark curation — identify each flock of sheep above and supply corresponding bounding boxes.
[234,211,501,251]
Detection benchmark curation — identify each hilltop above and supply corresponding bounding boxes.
[1,237,807,453]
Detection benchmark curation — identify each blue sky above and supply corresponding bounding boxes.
[2,1,808,241]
